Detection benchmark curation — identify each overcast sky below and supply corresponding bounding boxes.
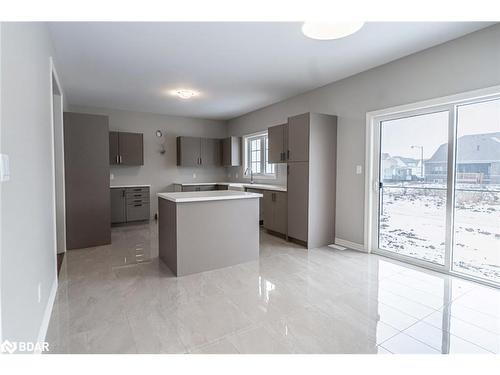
[381,98,500,159]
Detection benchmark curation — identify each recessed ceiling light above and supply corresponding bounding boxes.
[301,22,364,40]
[171,89,199,99]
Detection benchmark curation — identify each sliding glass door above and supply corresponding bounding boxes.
[374,96,500,287]
[378,110,450,266]
[452,99,500,284]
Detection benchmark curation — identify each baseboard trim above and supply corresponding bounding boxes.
[334,238,366,253]
[35,278,58,354]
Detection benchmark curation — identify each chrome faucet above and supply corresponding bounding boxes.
[244,167,255,184]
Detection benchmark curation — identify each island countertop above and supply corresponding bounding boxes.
[158,190,263,203]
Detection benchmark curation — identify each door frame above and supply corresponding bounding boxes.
[49,57,66,257]
[364,85,500,288]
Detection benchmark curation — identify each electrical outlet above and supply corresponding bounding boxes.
[192,173,196,179]
[37,283,42,303]
[235,173,239,178]
[110,173,114,180]
[356,165,362,174]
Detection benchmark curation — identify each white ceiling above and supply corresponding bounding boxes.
[48,22,493,120]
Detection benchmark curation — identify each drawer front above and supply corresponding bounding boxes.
[126,191,149,200]
[127,197,150,206]
[125,186,150,194]
[126,202,150,222]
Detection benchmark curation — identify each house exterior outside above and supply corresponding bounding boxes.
[381,153,422,182]
[424,132,500,184]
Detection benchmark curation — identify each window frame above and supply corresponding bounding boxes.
[365,85,500,289]
[243,131,276,179]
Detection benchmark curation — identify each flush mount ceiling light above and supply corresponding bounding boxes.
[172,89,199,99]
[301,22,364,40]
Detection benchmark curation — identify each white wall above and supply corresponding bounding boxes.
[0,23,59,346]
[227,24,500,246]
[69,106,229,218]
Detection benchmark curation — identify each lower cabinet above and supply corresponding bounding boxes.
[263,191,287,235]
[111,186,150,224]
[245,188,265,222]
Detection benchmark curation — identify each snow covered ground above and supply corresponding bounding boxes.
[379,185,499,283]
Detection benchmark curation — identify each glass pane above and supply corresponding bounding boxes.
[379,111,449,265]
[264,136,275,174]
[452,99,500,284]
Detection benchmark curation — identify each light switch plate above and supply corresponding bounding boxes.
[0,154,10,182]
[192,173,196,178]
[356,165,362,174]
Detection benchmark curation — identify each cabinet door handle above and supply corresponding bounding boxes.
[116,155,119,164]
[287,150,290,160]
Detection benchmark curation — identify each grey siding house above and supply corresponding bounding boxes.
[425,132,500,184]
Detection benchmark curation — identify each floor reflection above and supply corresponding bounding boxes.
[46,222,499,354]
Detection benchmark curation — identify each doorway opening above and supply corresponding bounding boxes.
[50,58,66,273]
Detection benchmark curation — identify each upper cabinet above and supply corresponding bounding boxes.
[201,138,221,166]
[109,131,144,166]
[177,136,222,167]
[287,113,310,162]
[268,123,287,163]
[267,114,310,164]
[177,136,201,167]
[222,136,241,166]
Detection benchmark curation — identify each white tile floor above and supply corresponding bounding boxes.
[46,222,500,354]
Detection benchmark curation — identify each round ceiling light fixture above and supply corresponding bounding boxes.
[172,89,199,99]
[301,22,364,40]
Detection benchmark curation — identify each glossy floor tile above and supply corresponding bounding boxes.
[45,222,500,354]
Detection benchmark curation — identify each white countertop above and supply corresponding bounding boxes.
[110,184,151,188]
[158,190,263,203]
[173,181,287,192]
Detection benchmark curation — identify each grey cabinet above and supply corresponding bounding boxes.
[175,184,228,192]
[287,113,309,162]
[268,124,287,163]
[111,186,150,224]
[110,188,126,223]
[109,131,144,166]
[287,162,309,242]
[64,112,111,250]
[177,136,222,167]
[201,138,221,166]
[286,113,337,249]
[177,136,201,167]
[245,188,264,222]
[263,191,287,235]
[109,132,120,165]
[222,136,241,166]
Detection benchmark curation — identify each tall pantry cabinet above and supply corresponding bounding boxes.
[269,112,337,249]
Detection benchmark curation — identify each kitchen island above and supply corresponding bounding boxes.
[157,190,262,276]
